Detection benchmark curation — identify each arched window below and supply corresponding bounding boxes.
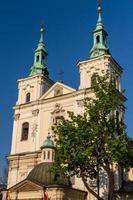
[115,76,120,90]
[21,122,29,141]
[103,35,105,43]
[44,151,46,160]
[52,151,55,161]
[116,111,120,134]
[36,55,40,62]
[96,35,100,43]
[42,54,45,61]
[47,151,50,159]
[41,54,45,64]
[26,93,31,103]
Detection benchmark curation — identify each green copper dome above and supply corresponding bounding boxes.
[42,136,55,148]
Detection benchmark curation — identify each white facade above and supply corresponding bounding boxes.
[7,50,125,199]
[7,8,133,199]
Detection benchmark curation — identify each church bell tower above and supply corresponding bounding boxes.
[30,26,49,77]
[10,27,54,155]
[78,2,122,93]
[90,4,110,59]
[16,27,54,106]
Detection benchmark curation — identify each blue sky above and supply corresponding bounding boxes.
[0,0,133,172]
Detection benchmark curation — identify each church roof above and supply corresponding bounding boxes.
[40,81,76,100]
[27,162,70,187]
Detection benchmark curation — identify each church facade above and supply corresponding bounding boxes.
[7,3,133,200]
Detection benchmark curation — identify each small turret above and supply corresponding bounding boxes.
[41,134,55,163]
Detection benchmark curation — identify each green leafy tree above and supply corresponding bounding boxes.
[53,74,133,200]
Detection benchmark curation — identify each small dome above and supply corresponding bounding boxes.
[27,163,70,187]
[42,136,55,148]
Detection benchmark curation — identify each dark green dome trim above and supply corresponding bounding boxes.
[41,137,55,148]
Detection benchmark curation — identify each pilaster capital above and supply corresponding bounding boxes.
[14,114,20,121]
[32,109,39,116]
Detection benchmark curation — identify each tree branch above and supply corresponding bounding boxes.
[81,175,104,200]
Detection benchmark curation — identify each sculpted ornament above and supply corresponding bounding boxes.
[14,114,20,121]
[54,86,63,97]
[23,82,34,91]
[52,103,62,114]
[77,99,84,107]
[31,122,38,140]
[50,103,65,133]
[32,109,39,116]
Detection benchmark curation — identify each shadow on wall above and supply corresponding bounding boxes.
[88,169,108,199]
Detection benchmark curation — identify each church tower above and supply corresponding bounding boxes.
[77,2,125,196]
[78,3,122,93]
[90,4,110,59]
[11,27,54,155]
[29,26,49,77]
[8,28,55,187]
[16,27,54,106]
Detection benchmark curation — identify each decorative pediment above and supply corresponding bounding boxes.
[9,179,43,192]
[40,82,76,100]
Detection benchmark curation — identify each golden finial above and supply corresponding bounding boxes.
[40,25,45,33]
[97,0,102,13]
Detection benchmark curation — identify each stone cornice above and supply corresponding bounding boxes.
[17,74,54,84]
[32,109,39,116]
[13,88,92,110]
[7,150,41,160]
[77,55,123,73]
[14,113,20,121]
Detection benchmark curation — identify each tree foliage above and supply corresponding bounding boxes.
[53,74,133,200]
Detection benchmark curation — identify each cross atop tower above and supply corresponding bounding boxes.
[97,0,102,13]
[58,69,64,83]
[98,0,101,6]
